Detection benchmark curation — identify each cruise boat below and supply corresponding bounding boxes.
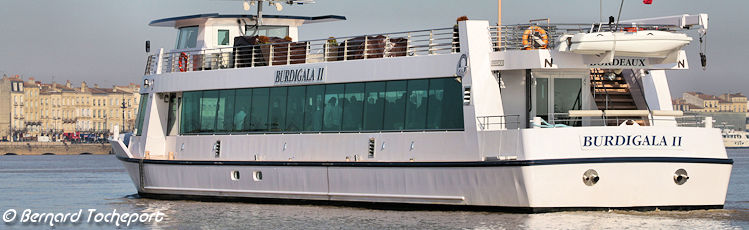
[112,2,732,212]
[723,129,749,149]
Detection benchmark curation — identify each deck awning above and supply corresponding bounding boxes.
[149,13,346,27]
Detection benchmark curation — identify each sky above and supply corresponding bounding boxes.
[0,0,746,97]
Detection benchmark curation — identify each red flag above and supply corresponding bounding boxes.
[643,0,652,4]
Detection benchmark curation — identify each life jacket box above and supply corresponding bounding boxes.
[233,36,264,68]
[335,36,409,61]
[233,36,308,66]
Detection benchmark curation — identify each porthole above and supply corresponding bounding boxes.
[582,169,599,186]
[253,171,263,181]
[231,170,240,181]
[674,168,689,185]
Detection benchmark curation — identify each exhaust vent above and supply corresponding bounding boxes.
[463,86,471,105]
[368,138,376,158]
[213,140,221,158]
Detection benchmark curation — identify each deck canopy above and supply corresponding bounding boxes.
[149,13,346,27]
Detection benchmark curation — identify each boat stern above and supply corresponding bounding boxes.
[506,126,732,209]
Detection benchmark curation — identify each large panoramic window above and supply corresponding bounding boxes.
[250,88,270,131]
[234,89,252,132]
[363,82,386,130]
[166,94,179,136]
[245,25,289,38]
[180,91,202,134]
[200,90,219,132]
[134,94,149,136]
[383,81,407,130]
[179,78,464,134]
[216,90,236,133]
[176,26,199,49]
[323,84,344,131]
[268,87,287,131]
[342,83,364,130]
[405,79,428,130]
[304,85,324,131]
[285,86,306,131]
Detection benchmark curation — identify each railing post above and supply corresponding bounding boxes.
[306,42,310,63]
[343,40,348,61]
[233,47,238,68]
[407,32,412,55]
[170,53,176,73]
[269,44,274,66]
[200,51,205,71]
[364,36,368,59]
[384,35,390,57]
[287,43,291,65]
[429,30,434,55]
[155,48,164,75]
[323,42,328,62]
[251,46,255,67]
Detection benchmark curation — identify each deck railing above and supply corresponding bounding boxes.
[489,23,683,51]
[478,113,712,129]
[145,27,459,75]
[476,115,522,130]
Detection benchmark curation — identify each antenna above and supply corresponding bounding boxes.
[240,0,316,26]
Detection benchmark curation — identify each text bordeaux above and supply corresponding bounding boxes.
[582,135,683,147]
[590,58,647,67]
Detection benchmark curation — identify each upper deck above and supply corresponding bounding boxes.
[144,26,460,75]
[143,14,707,76]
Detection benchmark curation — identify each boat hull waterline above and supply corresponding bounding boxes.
[115,143,732,211]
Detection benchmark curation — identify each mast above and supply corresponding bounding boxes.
[257,0,264,26]
[497,0,502,49]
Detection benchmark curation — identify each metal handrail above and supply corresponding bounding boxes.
[489,23,686,51]
[147,27,459,75]
[538,113,710,128]
[476,115,521,130]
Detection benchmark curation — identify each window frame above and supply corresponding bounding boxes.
[245,25,289,38]
[176,26,200,50]
[217,29,230,46]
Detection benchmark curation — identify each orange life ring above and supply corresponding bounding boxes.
[178,52,188,72]
[521,26,549,50]
[623,27,643,32]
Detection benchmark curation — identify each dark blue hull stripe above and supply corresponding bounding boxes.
[117,156,733,167]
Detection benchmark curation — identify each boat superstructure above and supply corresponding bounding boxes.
[723,129,749,149]
[112,9,732,211]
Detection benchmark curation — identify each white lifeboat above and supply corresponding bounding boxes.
[566,30,692,58]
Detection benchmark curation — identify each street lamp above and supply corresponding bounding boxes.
[121,96,128,132]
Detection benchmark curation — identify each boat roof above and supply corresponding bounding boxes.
[149,13,346,27]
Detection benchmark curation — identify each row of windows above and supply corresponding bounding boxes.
[11,82,24,92]
[177,25,291,49]
[178,78,464,134]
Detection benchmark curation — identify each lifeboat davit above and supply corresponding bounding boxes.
[567,30,692,58]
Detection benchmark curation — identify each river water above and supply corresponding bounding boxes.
[1,150,748,229]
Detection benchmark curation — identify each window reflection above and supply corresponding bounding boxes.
[176,26,199,49]
[179,78,464,134]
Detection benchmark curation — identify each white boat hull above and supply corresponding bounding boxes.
[116,155,731,210]
[569,31,692,58]
[112,124,733,211]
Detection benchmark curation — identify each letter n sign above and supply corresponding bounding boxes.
[677,60,686,68]
[544,58,554,68]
